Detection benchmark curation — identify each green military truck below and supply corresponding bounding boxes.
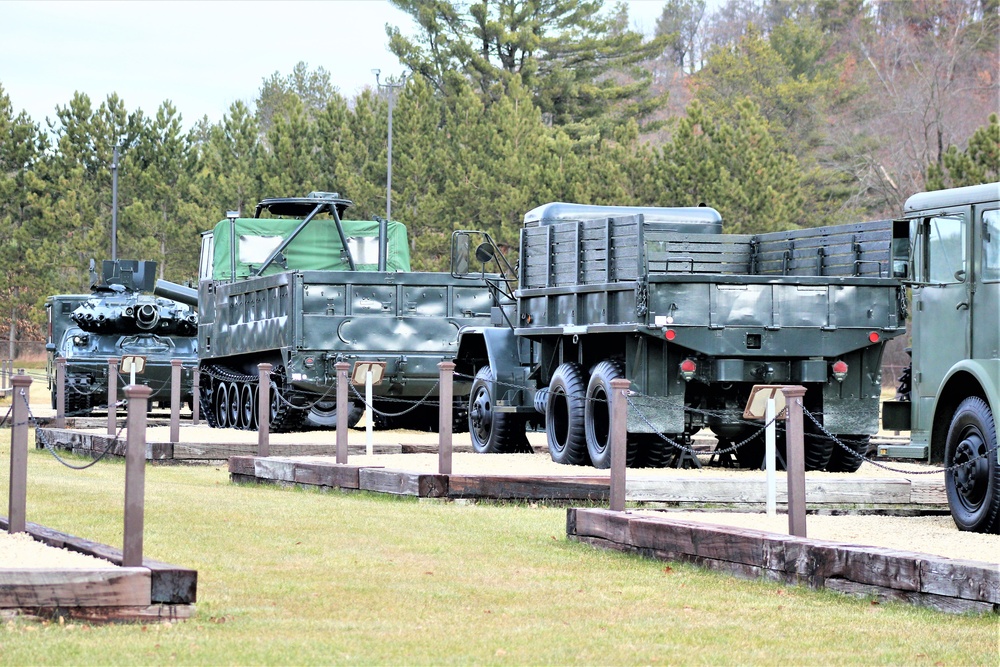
[881,182,1000,533]
[455,202,906,471]
[159,192,500,432]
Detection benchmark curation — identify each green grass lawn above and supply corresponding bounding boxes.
[0,419,997,665]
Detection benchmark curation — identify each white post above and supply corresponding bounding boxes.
[130,365,136,387]
[365,369,374,456]
[765,396,776,517]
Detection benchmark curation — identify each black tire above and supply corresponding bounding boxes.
[944,397,1000,534]
[227,382,241,429]
[305,399,364,429]
[215,381,230,428]
[825,435,869,473]
[468,366,526,453]
[636,434,679,468]
[239,383,254,431]
[584,360,625,469]
[734,432,767,470]
[546,362,589,466]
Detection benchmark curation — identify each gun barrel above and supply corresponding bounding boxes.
[154,279,199,307]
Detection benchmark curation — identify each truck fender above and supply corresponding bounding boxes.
[930,359,1000,463]
[456,326,525,389]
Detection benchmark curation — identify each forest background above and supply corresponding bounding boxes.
[1,0,998,352]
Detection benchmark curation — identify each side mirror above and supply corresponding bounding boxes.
[475,242,496,264]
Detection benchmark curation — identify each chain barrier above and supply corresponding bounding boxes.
[20,391,125,470]
[802,407,999,476]
[0,403,11,429]
[452,370,996,481]
[348,380,440,418]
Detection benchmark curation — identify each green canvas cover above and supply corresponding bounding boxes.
[211,217,411,280]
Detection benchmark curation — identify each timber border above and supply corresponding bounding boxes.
[567,508,999,615]
[226,455,948,511]
[0,517,196,622]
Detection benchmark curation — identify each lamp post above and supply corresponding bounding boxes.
[373,69,407,222]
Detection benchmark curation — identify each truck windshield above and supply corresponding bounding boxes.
[922,215,966,283]
[983,209,1000,282]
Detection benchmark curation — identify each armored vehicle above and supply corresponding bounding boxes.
[881,182,1000,533]
[45,260,199,416]
[455,202,906,471]
[163,192,498,432]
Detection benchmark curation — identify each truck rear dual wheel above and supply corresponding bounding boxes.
[547,362,589,466]
[584,360,646,468]
[945,397,1000,534]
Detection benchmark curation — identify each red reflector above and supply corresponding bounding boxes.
[665,329,676,341]
[832,360,848,374]
[680,359,697,373]
[868,332,880,343]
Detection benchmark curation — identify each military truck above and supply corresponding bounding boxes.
[881,182,1000,533]
[454,202,906,471]
[45,260,198,415]
[160,192,500,432]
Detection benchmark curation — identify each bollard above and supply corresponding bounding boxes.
[438,362,455,475]
[609,378,630,512]
[781,385,808,538]
[8,375,32,533]
[55,357,66,430]
[257,363,272,457]
[107,357,119,436]
[123,384,151,567]
[335,362,350,464]
[170,359,182,444]
[192,367,200,426]
[1,358,7,390]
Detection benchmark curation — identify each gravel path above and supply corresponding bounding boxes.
[0,531,117,569]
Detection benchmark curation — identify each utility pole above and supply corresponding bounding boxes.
[111,144,119,261]
[373,70,408,222]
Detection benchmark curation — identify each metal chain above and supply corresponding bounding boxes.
[349,381,440,417]
[802,407,998,476]
[22,392,125,470]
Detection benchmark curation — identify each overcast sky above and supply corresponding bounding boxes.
[2,0,670,131]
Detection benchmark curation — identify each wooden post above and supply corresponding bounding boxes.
[438,362,455,475]
[107,357,119,436]
[781,385,808,538]
[191,366,200,426]
[55,356,66,429]
[609,378,630,512]
[123,384,151,567]
[335,362,350,464]
[257,363,272,457]
[8,375,32,533]
[169,359,182,444]
[1,358,7,390]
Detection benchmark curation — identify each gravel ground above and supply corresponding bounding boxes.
[0,531,117,569]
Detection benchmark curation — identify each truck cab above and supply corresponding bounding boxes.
[884,182,1000,533]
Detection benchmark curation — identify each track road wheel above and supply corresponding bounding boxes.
[239,383,254,431]
[546,362,589,466]
[227,382,241,429]
[945,397,1000,534]
[215,381,230,428]
[825,435,869,473]
[468,366,526,453]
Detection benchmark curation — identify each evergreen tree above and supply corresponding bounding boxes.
[926,114,1000,189]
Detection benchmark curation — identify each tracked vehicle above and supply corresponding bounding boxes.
[163,192,498,432]
[45,260,198,415]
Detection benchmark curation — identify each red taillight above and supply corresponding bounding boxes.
[665,329,676,341]
[831,360,848,382]
[680,358,696,380]
[868,331,880,343]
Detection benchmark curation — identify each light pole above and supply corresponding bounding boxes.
[373,69,407,222]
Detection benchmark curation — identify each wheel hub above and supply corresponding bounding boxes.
[952,434,987,502]
[471,390,492,439]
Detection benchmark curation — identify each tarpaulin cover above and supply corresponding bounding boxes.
[210,217,411,280]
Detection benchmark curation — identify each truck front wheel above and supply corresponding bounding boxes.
[944,397,1000,534]
[469,366,525,453]
[547,362,589,466]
